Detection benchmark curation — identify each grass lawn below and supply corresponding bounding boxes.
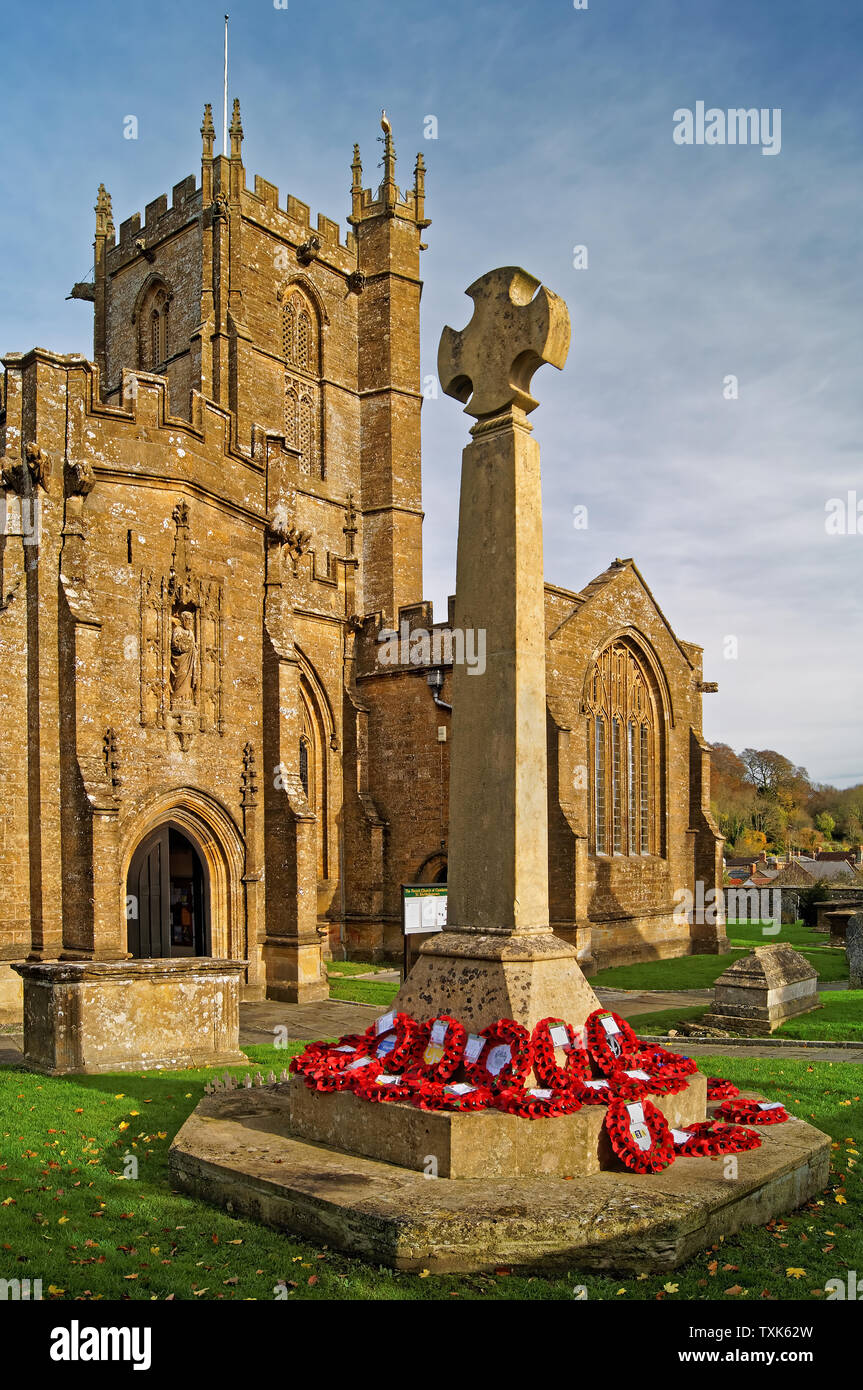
[589,921,848,992]
[1,1047,860,1301]
[328,977,399,1007]
[326,960,395,978]
[632,990,863,1041]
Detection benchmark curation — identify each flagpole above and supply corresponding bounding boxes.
[223,14,229,154]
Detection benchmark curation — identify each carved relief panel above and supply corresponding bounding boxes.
[139,501,224,750]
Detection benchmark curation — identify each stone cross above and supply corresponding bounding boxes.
[438,266,570,419]
[392,266,600,1030]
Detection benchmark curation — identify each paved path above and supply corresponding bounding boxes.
[239,998,380,1046]
[1,992,858,1070]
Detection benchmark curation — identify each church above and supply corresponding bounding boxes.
[0,103,726,1028]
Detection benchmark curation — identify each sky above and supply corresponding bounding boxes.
[1,0,861,787]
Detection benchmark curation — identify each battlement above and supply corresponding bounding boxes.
[0,347,270,484]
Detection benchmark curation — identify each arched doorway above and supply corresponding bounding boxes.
[126,824,211,958]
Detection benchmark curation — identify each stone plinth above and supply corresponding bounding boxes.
[393,929,601,1034]
[847,913,863,989]
[814,898,862,935]
[701,943,819,1036]
[12,959,248,1074]
[824,908,857,948]
[286,1071,707,1177]
[170,1084,831,1274]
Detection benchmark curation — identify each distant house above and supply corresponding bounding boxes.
[770,857,862,889]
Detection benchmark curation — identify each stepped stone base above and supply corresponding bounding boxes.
[287,1072,707,1176]
[170,1083,831,1273]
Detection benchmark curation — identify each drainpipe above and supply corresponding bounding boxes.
[426,666,451,713]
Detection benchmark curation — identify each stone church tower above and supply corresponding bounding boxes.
[0,103,726,1034]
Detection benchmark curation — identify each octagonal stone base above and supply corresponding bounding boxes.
[169,1084,831,1274]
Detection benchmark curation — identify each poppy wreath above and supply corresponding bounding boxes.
[628,1046,698,1081]
[637,1068,691,1098]
[713,1098,790,1125]
[410,1078,493,1112]
[462,1018,532,1092]
[706,1077,740,1101]
[353,1071,415,1104]
[340,1055,386,1092]
[531,1017,592,1088]
[302,1052,384,1093]
[289,1035,368,1078]
[672,1120,762,1157]
[605,1096,676,1173]
[404,1014,467,1083]
[607,1068,650,1102]
[571,1074,615,1105]
[586,1008,640,1075]
[362,1012,421,1070]
[493,1085,582,1119]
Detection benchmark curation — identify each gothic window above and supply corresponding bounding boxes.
[138,280,171,370]
[282,290,318,372]
[586,641,660,857]
[298,395,313,477]
[281,288,322,478]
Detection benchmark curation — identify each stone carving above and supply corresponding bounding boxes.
[170,610,198,708]
[438,266,570,419]
[103,727,122,797]
[268,502,312,570]
[297,234,321,266]
[241,741,258,808]
[66,456,96,498]
[2,441,52,495]
[139,500,224,749]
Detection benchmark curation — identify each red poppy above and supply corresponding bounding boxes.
[713,1098,789,1125]
[410,1078,493,1111]
[571,1074,615,1105]
[403,1014,467,1083]
[706,1077,740,1101]
[289,1034,369,1078]
[353,1070,415,1104]
[586,1008,640,1075]
[530,1017,591,1089]
[361,1011,421,1071]
[605,1096,676,1173]
[671,1120,762,1157]
[494,1084,582,1119]
[462,1018,532,1092]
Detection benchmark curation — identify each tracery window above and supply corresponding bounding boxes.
[586,642,659,857]
[138,281,171,370]
[282,289,321,477]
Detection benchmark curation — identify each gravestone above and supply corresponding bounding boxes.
[701,942,819,1036]
[847,912,863,989]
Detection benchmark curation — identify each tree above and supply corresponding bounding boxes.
[740,748,810,810]
[814,811,835,842]
[734,827,767,857]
